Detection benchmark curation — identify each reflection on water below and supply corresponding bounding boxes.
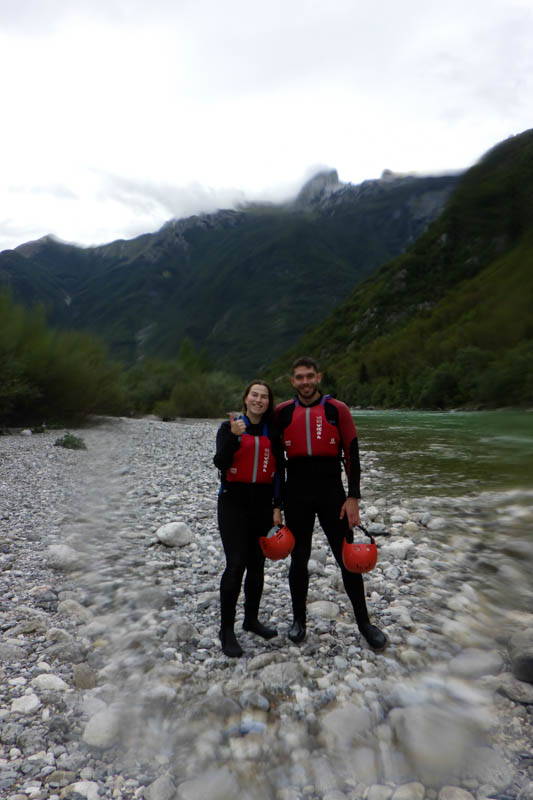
[355,409,533,497]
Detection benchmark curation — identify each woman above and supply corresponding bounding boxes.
[214,380,284,657]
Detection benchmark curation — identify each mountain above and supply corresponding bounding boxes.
[268,130,533,408]
[0,169,458,376]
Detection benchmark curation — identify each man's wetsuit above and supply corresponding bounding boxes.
[275,394,371,633]
[214,417,284,636]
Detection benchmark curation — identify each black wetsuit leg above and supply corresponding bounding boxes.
[314,483,370,628]
[284,485,316,622]
[217,488,272,627]
[285,479,370,628]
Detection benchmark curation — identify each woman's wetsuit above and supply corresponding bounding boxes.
[214,417,284,633]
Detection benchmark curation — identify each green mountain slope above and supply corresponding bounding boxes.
[0,171,457,375]
[269,130,533,408]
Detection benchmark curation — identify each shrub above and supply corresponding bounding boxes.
[155,371,242,419]
[54,433,87,450]
[0,290,125,425]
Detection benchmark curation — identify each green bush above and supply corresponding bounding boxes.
[155,371,242,419]
[123,358,185,415]
[0,290,125,425]
[54,433,87,450]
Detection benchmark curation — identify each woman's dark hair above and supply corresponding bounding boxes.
[242,380,275,421]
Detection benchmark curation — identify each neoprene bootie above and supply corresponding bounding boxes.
[219,628,243,658]
[358,622,387,651]
[288,618,306,644]
[242,618,278,640]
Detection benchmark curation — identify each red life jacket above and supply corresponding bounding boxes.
[283,395,340,458]
[226,421,277,484]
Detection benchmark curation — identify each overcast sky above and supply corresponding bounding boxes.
[1,0,532,252]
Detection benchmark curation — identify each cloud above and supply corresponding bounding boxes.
[1,0,533,251]
[95,171,248,219]
[8,183,78,200]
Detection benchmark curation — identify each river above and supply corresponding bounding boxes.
[355,409,533,497]
[354,409,533,615]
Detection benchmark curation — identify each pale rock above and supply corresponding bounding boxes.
[391,783,425,800]
[308,600,340,619]
[384,566,401,580]
[164,494,180,504]
[367,786,394,800]
[60,780,100,800]
[195,590,218,610]
[46,627,74,643]
[380,538,415,560]
[165,617,199,643]
[31,674,69,691]
[145,774,176,800]
[80,696,108,718]
[438,788,475,800]
[82,707,122,749]
[498,672,533,704]
[398,649,424,667]
[156,521,193,547]
[246,652,280,672]
[390,508,410,523]
[57,598,93,623]
[46,544,82,571]
[427,517,447,530]
[11,692,41,714]
[365,506,380,521]
[411,557,432,575]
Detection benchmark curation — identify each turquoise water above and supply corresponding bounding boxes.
[354,410,533,612]
[354,410,533,498]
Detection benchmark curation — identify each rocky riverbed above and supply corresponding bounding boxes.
[1,416,532,800]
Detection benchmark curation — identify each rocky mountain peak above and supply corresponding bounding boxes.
[15,234,60,259]
[293,169,343,208]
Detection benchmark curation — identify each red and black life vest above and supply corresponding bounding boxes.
[226,420,277,484]
[282,395,340,458]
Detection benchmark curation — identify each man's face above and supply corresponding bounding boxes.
[290,366,322,403]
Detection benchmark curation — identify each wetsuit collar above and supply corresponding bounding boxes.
[242,414,268,435]
[294,391,324,408]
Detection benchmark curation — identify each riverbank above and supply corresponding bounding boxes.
[1,417,532,800]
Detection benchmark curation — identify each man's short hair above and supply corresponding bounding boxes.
[292,356,320,373]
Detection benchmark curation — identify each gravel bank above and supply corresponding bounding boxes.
[1,416,532,800]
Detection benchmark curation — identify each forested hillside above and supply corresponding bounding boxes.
[269,131,533,409]
[0,171,457,376]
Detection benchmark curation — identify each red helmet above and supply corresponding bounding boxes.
[342,527,378,573]
[259,525,295,560]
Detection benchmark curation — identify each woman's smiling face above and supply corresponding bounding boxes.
[244,383,270,420]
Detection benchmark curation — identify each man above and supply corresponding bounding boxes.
[275,356,387,650]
